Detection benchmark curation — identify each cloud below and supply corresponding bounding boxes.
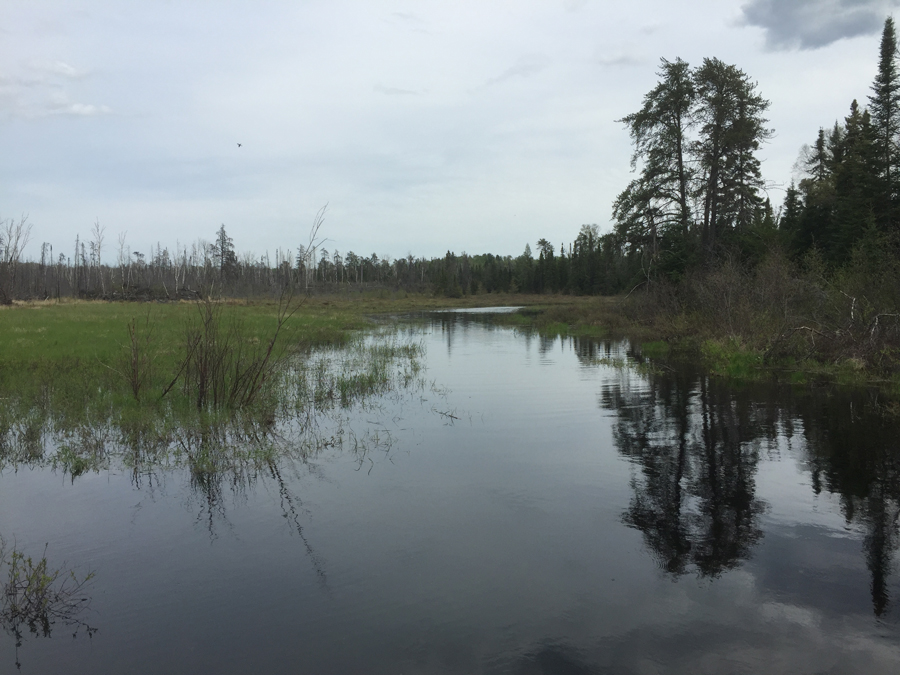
[0,60,106,117]
[386,11,431,34]
[0,61,85,93]
[33,92,111,117]
[390,11,424,23]
[38,60,87,79]
[596,54,646,67]
[740,0,900,50]
[562,0,588,11]
[485,55,551,86]
[52,102,112,116]
[373,84,419,96]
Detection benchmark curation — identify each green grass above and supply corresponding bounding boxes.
[0,298,370,432]
[4,291,898,419]
[486,298,615,339]
[0,296,437,478]
[700,338,764,380]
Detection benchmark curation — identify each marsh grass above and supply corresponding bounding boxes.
[293,332,425,411]
[488,299,619,339]
[0,302,427,498]
[0,298,362,424]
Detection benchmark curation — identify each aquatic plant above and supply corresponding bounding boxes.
[0,538,96,669]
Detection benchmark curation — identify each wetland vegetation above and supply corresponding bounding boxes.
[4,13,900,674]
[6,310,899,673]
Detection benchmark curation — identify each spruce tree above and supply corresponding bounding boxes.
[868,16,900,230]
[214,224,237,279]
[796,127,836,257]
[833,101,880,256]
[779,182,803,239]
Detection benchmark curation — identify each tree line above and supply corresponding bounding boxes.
[0,216,637,301]
[608,17,900,287]
[3,19,900,303]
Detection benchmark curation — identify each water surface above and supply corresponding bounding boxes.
[2,312,899,673]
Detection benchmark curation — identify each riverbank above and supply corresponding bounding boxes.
[498,292,900,397]
[4,288,899,411]
[0,293,552,424]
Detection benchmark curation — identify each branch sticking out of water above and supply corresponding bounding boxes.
[0,538,96,669]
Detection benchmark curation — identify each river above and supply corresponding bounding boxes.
[1,310,899,674]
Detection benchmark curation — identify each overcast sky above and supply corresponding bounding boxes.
[1,0,897,262]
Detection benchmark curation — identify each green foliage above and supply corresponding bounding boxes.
[701,338,763,380]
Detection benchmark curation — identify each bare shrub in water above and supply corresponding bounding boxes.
[124,313,155,401]
[171,289,303,410]
[0,538,96,668]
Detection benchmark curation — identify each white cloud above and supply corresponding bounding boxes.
[596,53,646,67]
[52,101,112,116]
[0,57,96,117]
[31,59,87,79]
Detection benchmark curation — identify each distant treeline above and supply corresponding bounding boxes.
[0,218,637,302]
[3,20,900,305]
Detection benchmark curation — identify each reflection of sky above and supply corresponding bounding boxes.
[427,318,900,670]
[440,306,523,314]
[1,318,899,672]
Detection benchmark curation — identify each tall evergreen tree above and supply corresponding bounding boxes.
[692,58,771,255]
[833,101,880,255]
[779,181,803,241]
[868,16,900,230]
[617,57,696,242]
[214,224,237,279]
[795,127,837,255]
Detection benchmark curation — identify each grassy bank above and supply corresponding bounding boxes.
[5,283,898,412]
[0,290,550,362]
[0,291,556,479]
[0,292,548,420]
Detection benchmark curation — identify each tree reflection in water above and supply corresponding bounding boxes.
[793,390,900,616]
[602,368,764,577]
[590,334,900,616]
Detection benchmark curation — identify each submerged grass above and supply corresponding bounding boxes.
[294,332,425,411]
[0,296,430,488]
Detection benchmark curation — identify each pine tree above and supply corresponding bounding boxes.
[794,127,836,256]
[779,181,803,250]
[214,224,237,279]
[617,57,696,240]
[692,58,771,254]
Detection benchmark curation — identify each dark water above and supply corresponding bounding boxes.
[2,312,900,674]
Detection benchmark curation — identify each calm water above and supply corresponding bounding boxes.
[2,311,900,674]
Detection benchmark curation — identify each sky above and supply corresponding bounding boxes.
[1,0,898,262]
